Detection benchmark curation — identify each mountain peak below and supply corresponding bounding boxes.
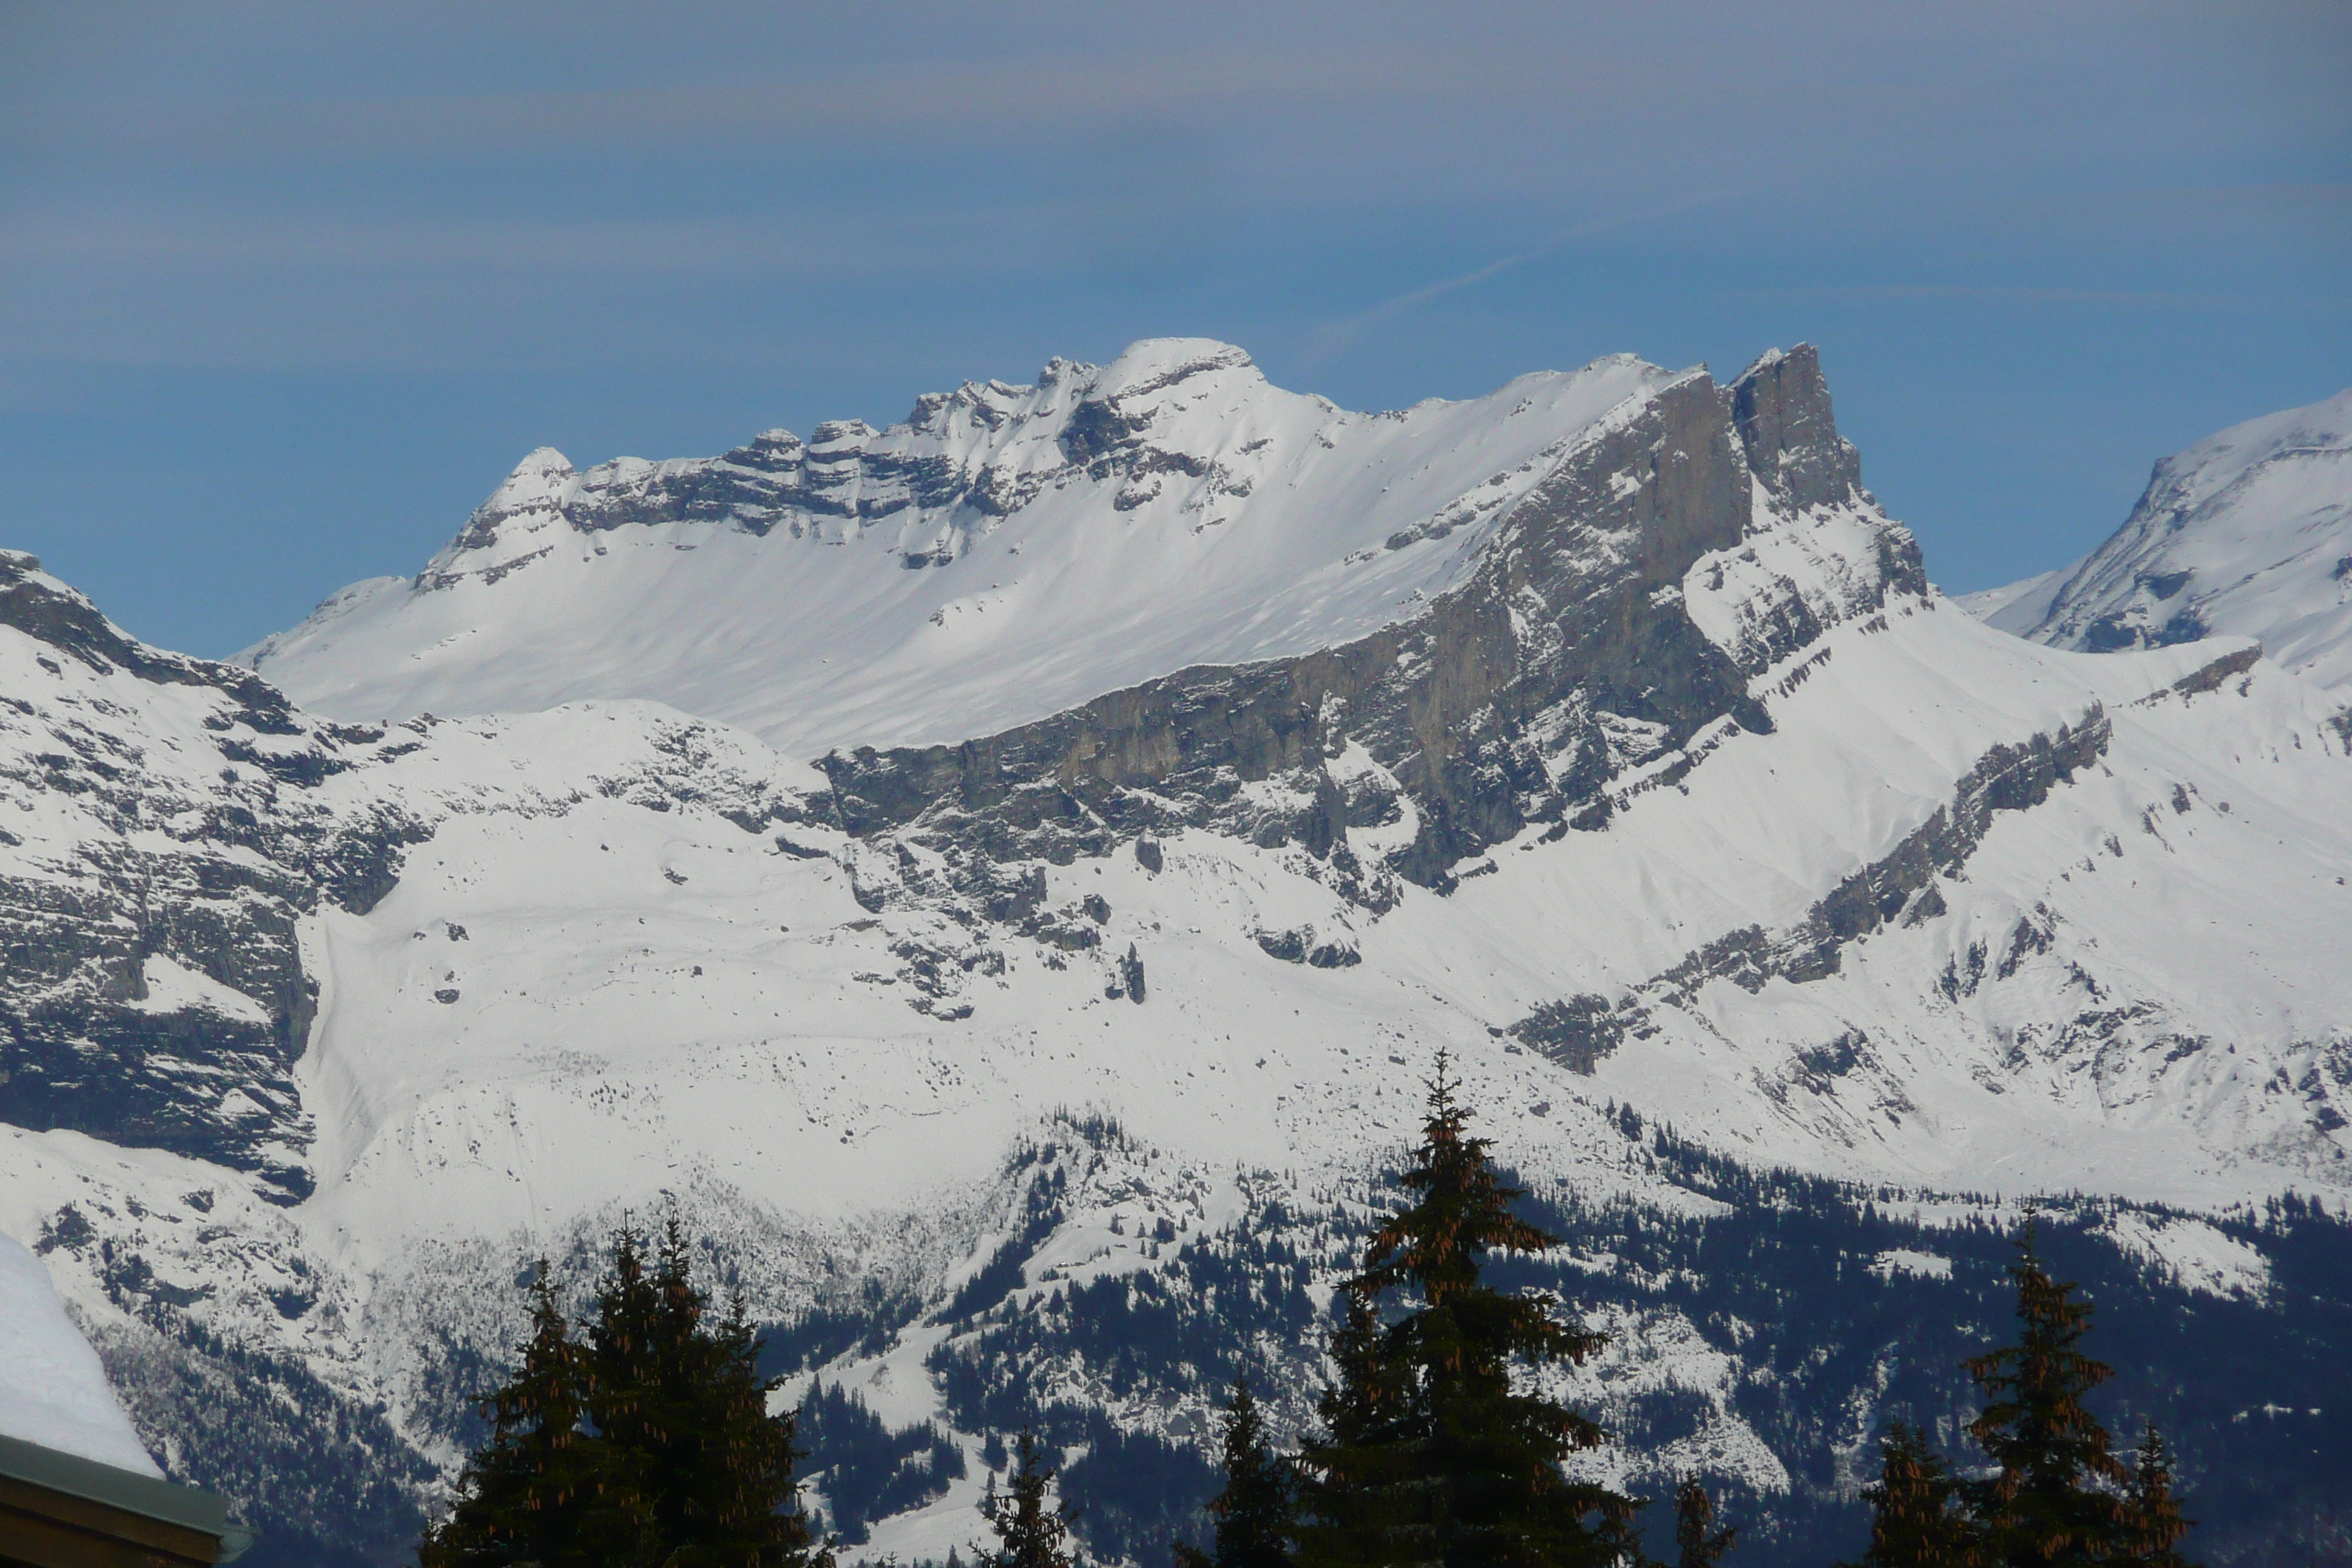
[1090,337,1258,401]
[483,445,575,509]
[1725,343,1863,513]
[434,445,580,572]
[247,342,1883,757]
[1971,385,2352,687]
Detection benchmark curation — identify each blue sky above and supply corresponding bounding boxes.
[2,1,2346,657]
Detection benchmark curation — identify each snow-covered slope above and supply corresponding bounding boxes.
[246,343,1696,756]
[1967,388,2352,688]
[7,347,2352,1561]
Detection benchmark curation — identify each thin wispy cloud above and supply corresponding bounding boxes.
[1301,195,1733,366]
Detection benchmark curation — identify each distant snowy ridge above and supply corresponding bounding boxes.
[246,342,1702,758]
[1966,388,2352,689]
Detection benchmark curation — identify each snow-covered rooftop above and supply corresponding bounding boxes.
[0,1230,160,1476]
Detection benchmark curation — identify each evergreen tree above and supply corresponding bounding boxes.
[421,1261,652,1568]
[977,1430,1079,1568]
[1963,1224,2129,1566]
[585,1220,820,1568]
[2117,1425,2194,1567]
[1180,1376,1295,1568]
[1294,1053,1637,1568]
[1672,1480,1735,1568]
[1841,1425,1981,1568]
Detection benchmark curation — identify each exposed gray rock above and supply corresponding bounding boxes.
[813,363,1919,908]
[1725,344,1866,515]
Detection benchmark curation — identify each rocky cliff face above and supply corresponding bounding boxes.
[1,551,819,1204]
[2,551,395,1199]
[821,349,1922,902]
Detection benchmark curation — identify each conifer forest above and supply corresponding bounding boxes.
[418,1057,2340,1568]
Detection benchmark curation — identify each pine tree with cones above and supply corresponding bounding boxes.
[422,1224,818,1568]
[1840,1424,1982,1568]
[1672,1478,1736,1568]
[586,1218,818,1568]
[2117,1424,2195,1567]
[421,1261,652,1568]
[977,1431,1080,1568]
[1964,1223,2131,1565]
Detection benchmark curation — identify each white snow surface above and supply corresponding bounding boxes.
[0,1229,162,1475]
[2101,1211,2272,1300]
[245,342,1686,756]
[1954,568,2067,633]
[1967,388,2352,688]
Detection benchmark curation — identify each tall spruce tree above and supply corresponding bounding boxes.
[1672,1480,1735,1568]
[1963,1223,2130,1566]
[421,1226,816,1568]
[977,1430,1079,1568]
[1178,1376,1296,1568]
[1840,1425,1981,1568]
[585,1220,820,1568]
[1294,1053,1637,1568]
[2117,1425,2195,1567]
[421,1262,652,1568]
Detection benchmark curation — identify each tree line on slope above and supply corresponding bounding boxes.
[421,1058,2200,1568]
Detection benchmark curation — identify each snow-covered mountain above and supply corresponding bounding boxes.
[1964,388,2352,689]
[7,345,2352,1565]
[247,341,1760,758]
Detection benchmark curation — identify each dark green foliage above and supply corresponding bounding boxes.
[1499,1138,2346,1563]
[977,1431,1079,1568]
[1185,1378,1295,1568]
[799,1379,964,1544]
[1674,1480,1735,1568]
[946,1158,1070,1321]
[1962,1224,2130,1564]
[758,1282,925,1379]
[1842,1229,2213,1568]
[886,1126,2348,1568]
[421,1263,651,1568]
[929,1226,1319,1438]
[1294,1057,1637,1568]
[418,1226,815,1568]
[2119,1425,2193,1568]
[1841,1425,1981,1568]
[1057,1414,1219,1568]
[583,1220,812,1567]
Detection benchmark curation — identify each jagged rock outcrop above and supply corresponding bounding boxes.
[817,354,1919,897]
